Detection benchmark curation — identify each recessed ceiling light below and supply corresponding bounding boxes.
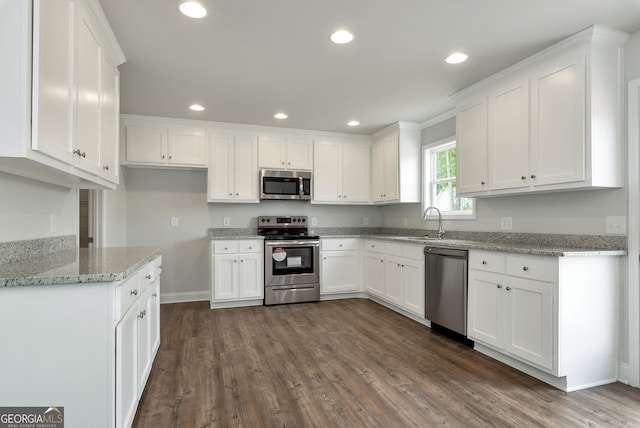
[189,104,205,111]
[445,52,468,64]
[178,1,207,19]
[347,120,360,126]
[330,30,354,44]
[274,113,288,119]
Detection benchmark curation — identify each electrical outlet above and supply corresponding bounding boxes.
[50,214,57,234]
[170,217,179,227]
[223,217,230,226]
[311,217,318,226]
[501,217,513,230]
[402,217,408,226]
[363,217,369,226]
[605,216,626,234]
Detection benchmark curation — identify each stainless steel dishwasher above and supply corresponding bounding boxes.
[424,246,469,337]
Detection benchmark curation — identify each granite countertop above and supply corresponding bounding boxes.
[0,246,161,287]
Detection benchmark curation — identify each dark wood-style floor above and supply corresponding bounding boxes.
[133,299,640,427]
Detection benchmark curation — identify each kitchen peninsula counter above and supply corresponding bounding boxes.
[0,246,161,287]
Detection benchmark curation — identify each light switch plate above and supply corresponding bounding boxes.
[223,217,230,226]
[501,217,513,230]
[311,217,318,226]
[170,217,179,227]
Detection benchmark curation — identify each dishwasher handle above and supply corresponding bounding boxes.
[424,247,468,259]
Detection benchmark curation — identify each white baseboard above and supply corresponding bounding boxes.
[160,291,210,304]
[618,362,630,385]
[320,292,368,301]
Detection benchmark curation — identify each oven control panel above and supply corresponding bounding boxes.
[258,216,307,227]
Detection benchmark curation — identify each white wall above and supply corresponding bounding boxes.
[0,172,77,243]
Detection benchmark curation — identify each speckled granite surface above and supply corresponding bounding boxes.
[0,235,77,264]
[208,227,627,257]
[0,246,161,287]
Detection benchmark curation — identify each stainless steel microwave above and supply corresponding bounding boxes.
[260,170,312,200]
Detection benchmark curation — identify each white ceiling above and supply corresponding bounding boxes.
[98,0,640,135]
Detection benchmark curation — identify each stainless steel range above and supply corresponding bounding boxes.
[258,215,320,305]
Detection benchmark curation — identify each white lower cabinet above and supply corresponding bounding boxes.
[320,238,362,294]
[211,240,263,308]
[364,240,425,317]
[468,250,618,391]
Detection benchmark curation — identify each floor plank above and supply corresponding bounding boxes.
[133,299,640,428]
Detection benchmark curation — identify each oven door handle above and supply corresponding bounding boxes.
[269,285,318,291]
[265,240,320,247]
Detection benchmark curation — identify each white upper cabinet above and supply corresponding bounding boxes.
[371,122,420,204]
[258,136,313,170]
[123,116,207,168]
[208,133,259,203]
[453,26,629,197]
[0,0,125,189]
[313,139,370,204]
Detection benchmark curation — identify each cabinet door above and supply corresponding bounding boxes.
[382,137,400,201]
[233,135,259,201]
[321,251,360,293]
[364,254,386,297]
[530,49,586,186]
[213,255,238,301]
[313,141,341,202]
[342,143,370,203]
[137,288,153,394]
[384,257,403,306]
[31,0,74,164]
[402,259,424,317]
[467,271,504,349]
[488,77,529,190]
[168,129,207,166]
[258,136,285,168]
[371,142,385,202]
[505,277,553,370]
[456,98,488,194]
[75,2,103,176]
[100,58,119,182]
[286,138,313,170]
[209,135,234,201]
[126,125,167,164]
[115,304,138,428]
[238,253,263,299]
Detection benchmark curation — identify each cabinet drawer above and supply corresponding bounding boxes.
[402,244,424,260]
[386,243,403,257]
[238,240,262,253]
[115,274,140,320]
[322,238,359,251]
[470,251,505,273]
[213,241,239,254]
[507,255,555,282]
[364,240,386,253]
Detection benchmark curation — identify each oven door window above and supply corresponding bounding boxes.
[263,177,300,196]
[271,246,314,275]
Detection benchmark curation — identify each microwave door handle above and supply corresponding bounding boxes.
[299,177,304,196]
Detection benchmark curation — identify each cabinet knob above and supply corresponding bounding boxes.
[521,176,526,180]
[523,266,529,271]
[234,260,237,263]
[288,161,291,166]
[481,181,486,185]
[229,193,233,196]
[248,247,252,250]
[169,155,172,160]
[497,284,502,289]
[145,274,151,279]
[530,174,536,179]
[380,259,384,263]
[506,286,511,291]
[240,259,244,263]
[81,152,86,158]
[130,289,138,296]
[161,155,166,159]
[323,257,327,260]
[343,195,347,199]
[282,161,285,165]
[224,247,228,250]
[236,193,239,196]
[339,244,343,247]
[482,260,487,265]
[73,149,81,156]
[152,293,158,298]
[104,165,110,171]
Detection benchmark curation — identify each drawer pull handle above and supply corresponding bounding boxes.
[145,274,151,280]
[506,286,511,291]
[130,289,138,296]
[482,260,487,265]
[523,266,529,271]
[152,293,158,298]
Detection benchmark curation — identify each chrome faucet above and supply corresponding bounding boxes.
[422,206,445,239]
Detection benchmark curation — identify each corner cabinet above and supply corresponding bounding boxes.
[0,0,125,189]
[467,250,619,392]
[313,139,370,204]
[208,133,259,202]
[453,26,629,197]
[122,116,208,169]
[210,240,264,308]
[371,122,421,204]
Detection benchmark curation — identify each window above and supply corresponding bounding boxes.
[422,138,474,218]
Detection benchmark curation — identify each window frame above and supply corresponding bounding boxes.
[422,137,476,220]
